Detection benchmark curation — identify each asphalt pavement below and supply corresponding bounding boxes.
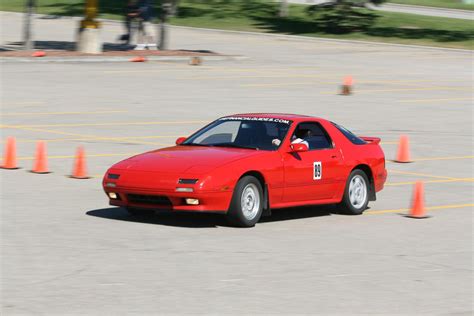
[287,0,474,19]
[1,11,473,315]
[369,3,474,19]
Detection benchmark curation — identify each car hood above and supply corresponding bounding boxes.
[111,145,263,175]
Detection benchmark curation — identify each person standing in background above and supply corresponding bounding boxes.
[122,0,154,47]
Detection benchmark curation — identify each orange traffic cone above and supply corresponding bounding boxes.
[31,141,50,174]
[189,57,202,66]
[395,135,411,163]
[70,146,89,179]
[406,181,429,219]
[1,137,19,169]
[32,51,46,57]
[130,56,146,62]
[341,75,353,95]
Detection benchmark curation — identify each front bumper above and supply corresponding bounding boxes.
[104,187,233,213]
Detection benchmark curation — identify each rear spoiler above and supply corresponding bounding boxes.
[360,136,381,145]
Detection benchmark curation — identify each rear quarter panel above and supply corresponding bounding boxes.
[321,121,387,195]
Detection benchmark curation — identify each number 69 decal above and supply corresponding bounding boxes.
[313,161,322,180]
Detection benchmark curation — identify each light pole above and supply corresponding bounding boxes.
[158,2,172,50]
[23,0,36,50]
[76,0,102,53]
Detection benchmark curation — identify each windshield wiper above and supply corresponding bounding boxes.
[212,143,259,150]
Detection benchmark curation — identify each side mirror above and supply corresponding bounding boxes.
[175,137,187,145]
[290,143,308,152]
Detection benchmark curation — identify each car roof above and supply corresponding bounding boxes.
[225,113,323,122]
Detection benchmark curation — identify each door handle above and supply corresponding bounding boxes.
[331,155,337,159]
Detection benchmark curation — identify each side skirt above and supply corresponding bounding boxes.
[270,198,342,210]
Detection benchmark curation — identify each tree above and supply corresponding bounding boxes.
[307,0,386,33]
[279,0,288,17]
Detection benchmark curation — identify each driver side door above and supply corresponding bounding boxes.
[282,122,344,202]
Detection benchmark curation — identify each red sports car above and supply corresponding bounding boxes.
[103,114,387,227]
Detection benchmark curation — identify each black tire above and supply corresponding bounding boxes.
[126,207,154,216]
[338,169,370,215]
[227,176,264,227]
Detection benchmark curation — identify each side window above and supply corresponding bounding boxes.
[292,122,333,150]
[331,122,367,145]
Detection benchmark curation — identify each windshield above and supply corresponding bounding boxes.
[182,117,292,151]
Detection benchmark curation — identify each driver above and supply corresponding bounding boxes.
[291,128,311,148]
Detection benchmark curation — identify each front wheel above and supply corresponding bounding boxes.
[227,176,263,227]
[339,169,369,215]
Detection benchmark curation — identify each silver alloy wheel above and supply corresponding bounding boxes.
[348,175,367,209]
[240,183,260,221]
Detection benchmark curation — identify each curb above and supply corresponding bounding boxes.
[0,55,248,63]
[96,14,473,53]
[168,25,473,54]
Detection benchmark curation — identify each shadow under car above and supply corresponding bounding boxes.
[86,205,335,228]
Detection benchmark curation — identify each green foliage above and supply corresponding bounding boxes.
[308,4,379,33]
[306,0,388,34]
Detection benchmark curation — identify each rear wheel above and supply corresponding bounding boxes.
[227,176,263,227]
[339,169,369,215]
